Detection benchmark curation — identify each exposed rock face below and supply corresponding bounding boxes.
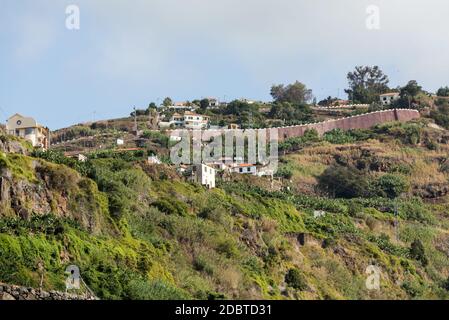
[0,160,108,234]
[0,171,53,217]
[0,283,97,300]
[0,137,29,155]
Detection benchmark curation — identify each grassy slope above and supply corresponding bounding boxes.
[1,121,449,300]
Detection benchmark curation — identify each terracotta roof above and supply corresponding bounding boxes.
[233,163,256,168]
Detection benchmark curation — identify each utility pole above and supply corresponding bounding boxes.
[133,106,138,136]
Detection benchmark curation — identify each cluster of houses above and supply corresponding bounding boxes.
[155,97,260,130]
[175,157,274,190]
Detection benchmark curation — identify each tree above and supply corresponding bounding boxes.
[318,165,370,198]
[148,102,157,109]
[285,268,308,290]
[401,80,422,99]
[400,80,422,108]
[270,81,313,105]
[162,97,173,107]
[345,66,390,104]
[269,102,312,123]
[200,98,210,110]
[437,86,449,97]
[222,100,258,116]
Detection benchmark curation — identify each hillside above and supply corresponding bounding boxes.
[1,119,449,300]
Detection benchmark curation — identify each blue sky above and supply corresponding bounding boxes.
[1,0,449,130]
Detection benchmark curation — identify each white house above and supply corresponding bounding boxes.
[6,114,50,149]
[160,111,209,130]
[191,164,216,189]
[230,163,257,175]
[379,92,400,106]
[159,113,184,128]
[183,111,210,130]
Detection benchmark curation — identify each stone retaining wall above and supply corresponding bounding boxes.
[277,109,420,141]
[0,283,97,300]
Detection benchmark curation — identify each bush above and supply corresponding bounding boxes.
[275,166,293,179]
[279,129,320,152]
[372,174,409,199]
[193,256,214,275]
[318,165,369,198]
[126,279,190,300]
[323,129,356,144]
[216,239,238,258]
[410,239,428,266]
[285,268,308,290]
[399,198,434,224]
[152,197,189,216]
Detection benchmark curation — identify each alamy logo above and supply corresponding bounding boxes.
[366,5,380,30]
[65,265,80,290]
[170,128,278,173]
[66,5,80,30]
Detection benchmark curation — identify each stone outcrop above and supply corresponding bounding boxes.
[0,160,107,234]
[0,136,29,155]
[0,283,97,300]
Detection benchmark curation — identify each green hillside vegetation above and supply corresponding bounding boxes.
[2,119,449,300]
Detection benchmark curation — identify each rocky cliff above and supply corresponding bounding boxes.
[0,151,109,234]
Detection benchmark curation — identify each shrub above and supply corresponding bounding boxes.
[126,279,190,300]
[275,166,293,179]
[216,239,239,258]
[153,198,188,216]
[410,239,428,266]
[324,129,356,144]
[318,165,369,198]
[399,198,434,224]
[279,129,320,152]
[372,174,409,199]
[285,268,308,290]
[193,256,214,275]
[348,202,364,217]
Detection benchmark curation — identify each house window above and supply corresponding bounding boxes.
[25,128,34,135]
[239,168,243,173]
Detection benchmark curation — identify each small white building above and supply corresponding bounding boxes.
[230,163,257,175]
[379,92,400,106]
[192,164,216,189]
[183,111,210,130]
[160,112,209,130]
